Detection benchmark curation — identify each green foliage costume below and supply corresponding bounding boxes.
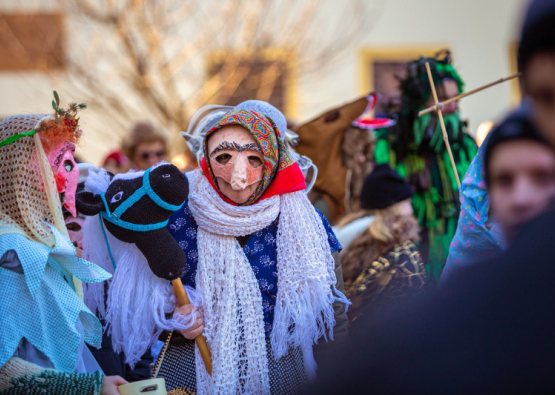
[374,52,477,283]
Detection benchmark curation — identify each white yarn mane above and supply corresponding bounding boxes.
[85,161,172,195]
[187,169,348,394]
[85,168,112,196]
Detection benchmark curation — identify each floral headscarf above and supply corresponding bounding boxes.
[201,109,305,205]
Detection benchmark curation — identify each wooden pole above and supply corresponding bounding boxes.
[425,62,461,188]
[419,73,521,117]
[172,278,213,376]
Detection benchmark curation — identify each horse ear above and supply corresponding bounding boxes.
[76,190,104,216]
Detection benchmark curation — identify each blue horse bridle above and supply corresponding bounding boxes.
[98,167,184,271]
[100,167,184,232]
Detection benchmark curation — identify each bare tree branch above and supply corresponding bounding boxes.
[52,0,380,162]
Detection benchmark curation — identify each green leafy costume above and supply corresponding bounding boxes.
[374,53,477,283]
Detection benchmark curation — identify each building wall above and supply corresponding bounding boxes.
[0,0,528,164]
[298,0,527,135]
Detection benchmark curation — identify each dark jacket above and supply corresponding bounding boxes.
[310,207,555,394]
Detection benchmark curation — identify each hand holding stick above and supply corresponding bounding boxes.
[172,278,213,376]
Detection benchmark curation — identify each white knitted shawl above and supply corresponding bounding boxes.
[188,169,342,394]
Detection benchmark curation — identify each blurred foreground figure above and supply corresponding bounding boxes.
[122,121,169,170]
[483,106,555,242]
[309,0,555,393]
[519,0,555,139]
[443,103,555,281]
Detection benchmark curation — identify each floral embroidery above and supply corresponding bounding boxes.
[187,250,198,262]
[264,233,276,246]
[260,255,275,268]
[169,217,187,231]
[262,299,274,313]
[185,227,196,239]
[258,278,274,292]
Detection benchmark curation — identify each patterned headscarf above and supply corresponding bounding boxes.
[201,109,304,206]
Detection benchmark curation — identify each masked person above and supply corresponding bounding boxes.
[0,94,126,394]
[374,51,478,283]
[156,103,349,394]
[340,164,427,327]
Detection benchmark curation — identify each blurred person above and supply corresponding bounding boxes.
[442,103,555,281]
[332,94,399,248]
[122,121,169,170]
[294,95,377,223]
[483,104,555,243]
[309,1,555,393]
[340,164,427,327]
[519,0,555,139]
[102,150,129,175]
[309,105,555,395]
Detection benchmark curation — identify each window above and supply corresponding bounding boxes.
[358,47,448,114]
[205,49,296,117]
[0,12,65,72]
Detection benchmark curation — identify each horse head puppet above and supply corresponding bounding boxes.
[77,162,190,367]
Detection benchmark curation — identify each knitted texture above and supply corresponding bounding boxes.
[0,358,102,395]
[0,358,43,390]
[0,114,64,247]
[0,113,86,300]
[187,169,344,394]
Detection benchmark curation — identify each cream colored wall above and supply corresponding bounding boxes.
[0,0,528,164]
[298,0,528,135]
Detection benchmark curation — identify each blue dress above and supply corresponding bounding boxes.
[167,200,341,335]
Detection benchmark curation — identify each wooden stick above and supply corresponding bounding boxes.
[425,62,461,188]
[419,73,521,116]
[172,278,213,376]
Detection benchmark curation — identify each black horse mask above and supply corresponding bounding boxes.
[76,163,188,280]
